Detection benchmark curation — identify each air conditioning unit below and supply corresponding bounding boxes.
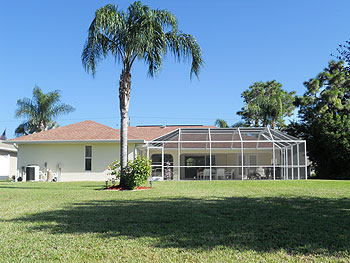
[25,165,40,181]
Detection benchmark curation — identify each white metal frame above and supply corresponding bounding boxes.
[146,127,308,181]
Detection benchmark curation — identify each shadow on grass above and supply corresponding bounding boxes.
[10,196,350,255]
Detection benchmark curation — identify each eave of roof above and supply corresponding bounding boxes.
[4,139,145,144]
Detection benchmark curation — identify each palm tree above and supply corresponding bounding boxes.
[257,95,283,129]
[231,121,249,128]
[82,2,203,185]
[215,119,229,128]
[15,86,74,136]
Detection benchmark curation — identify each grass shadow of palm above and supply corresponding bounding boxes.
[10,196,350,255]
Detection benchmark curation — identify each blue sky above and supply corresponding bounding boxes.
[1,0,350,139]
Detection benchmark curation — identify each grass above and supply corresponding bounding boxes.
[0,180,349,262]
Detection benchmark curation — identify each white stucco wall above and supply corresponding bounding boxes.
[17,142,136,182]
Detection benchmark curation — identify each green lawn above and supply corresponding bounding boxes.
[0,180,349,262]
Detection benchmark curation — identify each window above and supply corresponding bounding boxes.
[85,146,92,171]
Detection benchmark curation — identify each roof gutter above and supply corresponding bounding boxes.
[3,139,145,144]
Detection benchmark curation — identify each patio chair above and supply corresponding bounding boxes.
[248,168,258,180]
[203,169,210,180]
[216,168,225,180]
[255,167,266,179]
[197,170,203,180]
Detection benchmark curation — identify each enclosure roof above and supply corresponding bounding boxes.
[149,127,302,149]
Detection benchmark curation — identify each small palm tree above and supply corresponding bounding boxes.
[82,2,203,185]
[257,95,283,129]
[215,119,229,128]
[15,86,74,136]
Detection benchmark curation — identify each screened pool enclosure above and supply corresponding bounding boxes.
[142,127,307,181]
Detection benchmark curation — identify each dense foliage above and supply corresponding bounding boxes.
[237,81,296,129]
[15,86,74,136]
[82,2,203,187]
[108,156,152,190]
[287,61,350,179]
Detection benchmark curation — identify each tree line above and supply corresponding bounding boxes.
[216,46,350,179]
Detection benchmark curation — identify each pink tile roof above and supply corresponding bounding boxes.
[8,120,214,143]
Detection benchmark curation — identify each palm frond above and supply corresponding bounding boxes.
[82,2,203,79]
[166,31,203,79]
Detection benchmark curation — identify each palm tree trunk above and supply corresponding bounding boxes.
[263,119,268,127]
[254,119,259,127]
[271,120,276,129]
[119,68,131,187]
[39,120,45,132]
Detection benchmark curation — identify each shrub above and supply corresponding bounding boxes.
[108,156,152,190]
[107,160,121,180]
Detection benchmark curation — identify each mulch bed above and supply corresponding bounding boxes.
[106,185,152,191]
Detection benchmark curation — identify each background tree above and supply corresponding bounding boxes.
[15,86,74,136]
[335,39,350,67]
[82,2,203,186]
[237,80,295,129]
[215,119,229,128]
[287,61,350,179]
[214,119,249,128]
[231,121,250,127]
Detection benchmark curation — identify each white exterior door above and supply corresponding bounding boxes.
[0,155,10,180]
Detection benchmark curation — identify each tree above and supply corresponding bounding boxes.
[287,61,350,179]
[237,81,295,129]
[82,2,203,186]
[215,119,229,128]
[214,119,249,128]
[231,121,250,128]
[15,86,74,136]
[336,39,350,67]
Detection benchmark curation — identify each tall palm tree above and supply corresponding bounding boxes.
[82,2,203,185]
[15,86,74,136]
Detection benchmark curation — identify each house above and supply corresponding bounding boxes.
[6,120,307,182]
[0,140,17,180]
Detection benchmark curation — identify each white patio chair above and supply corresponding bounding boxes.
[255,167,266,179]
[203,169,210,180]
[197,170,203,180]
[216,168,225,180]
